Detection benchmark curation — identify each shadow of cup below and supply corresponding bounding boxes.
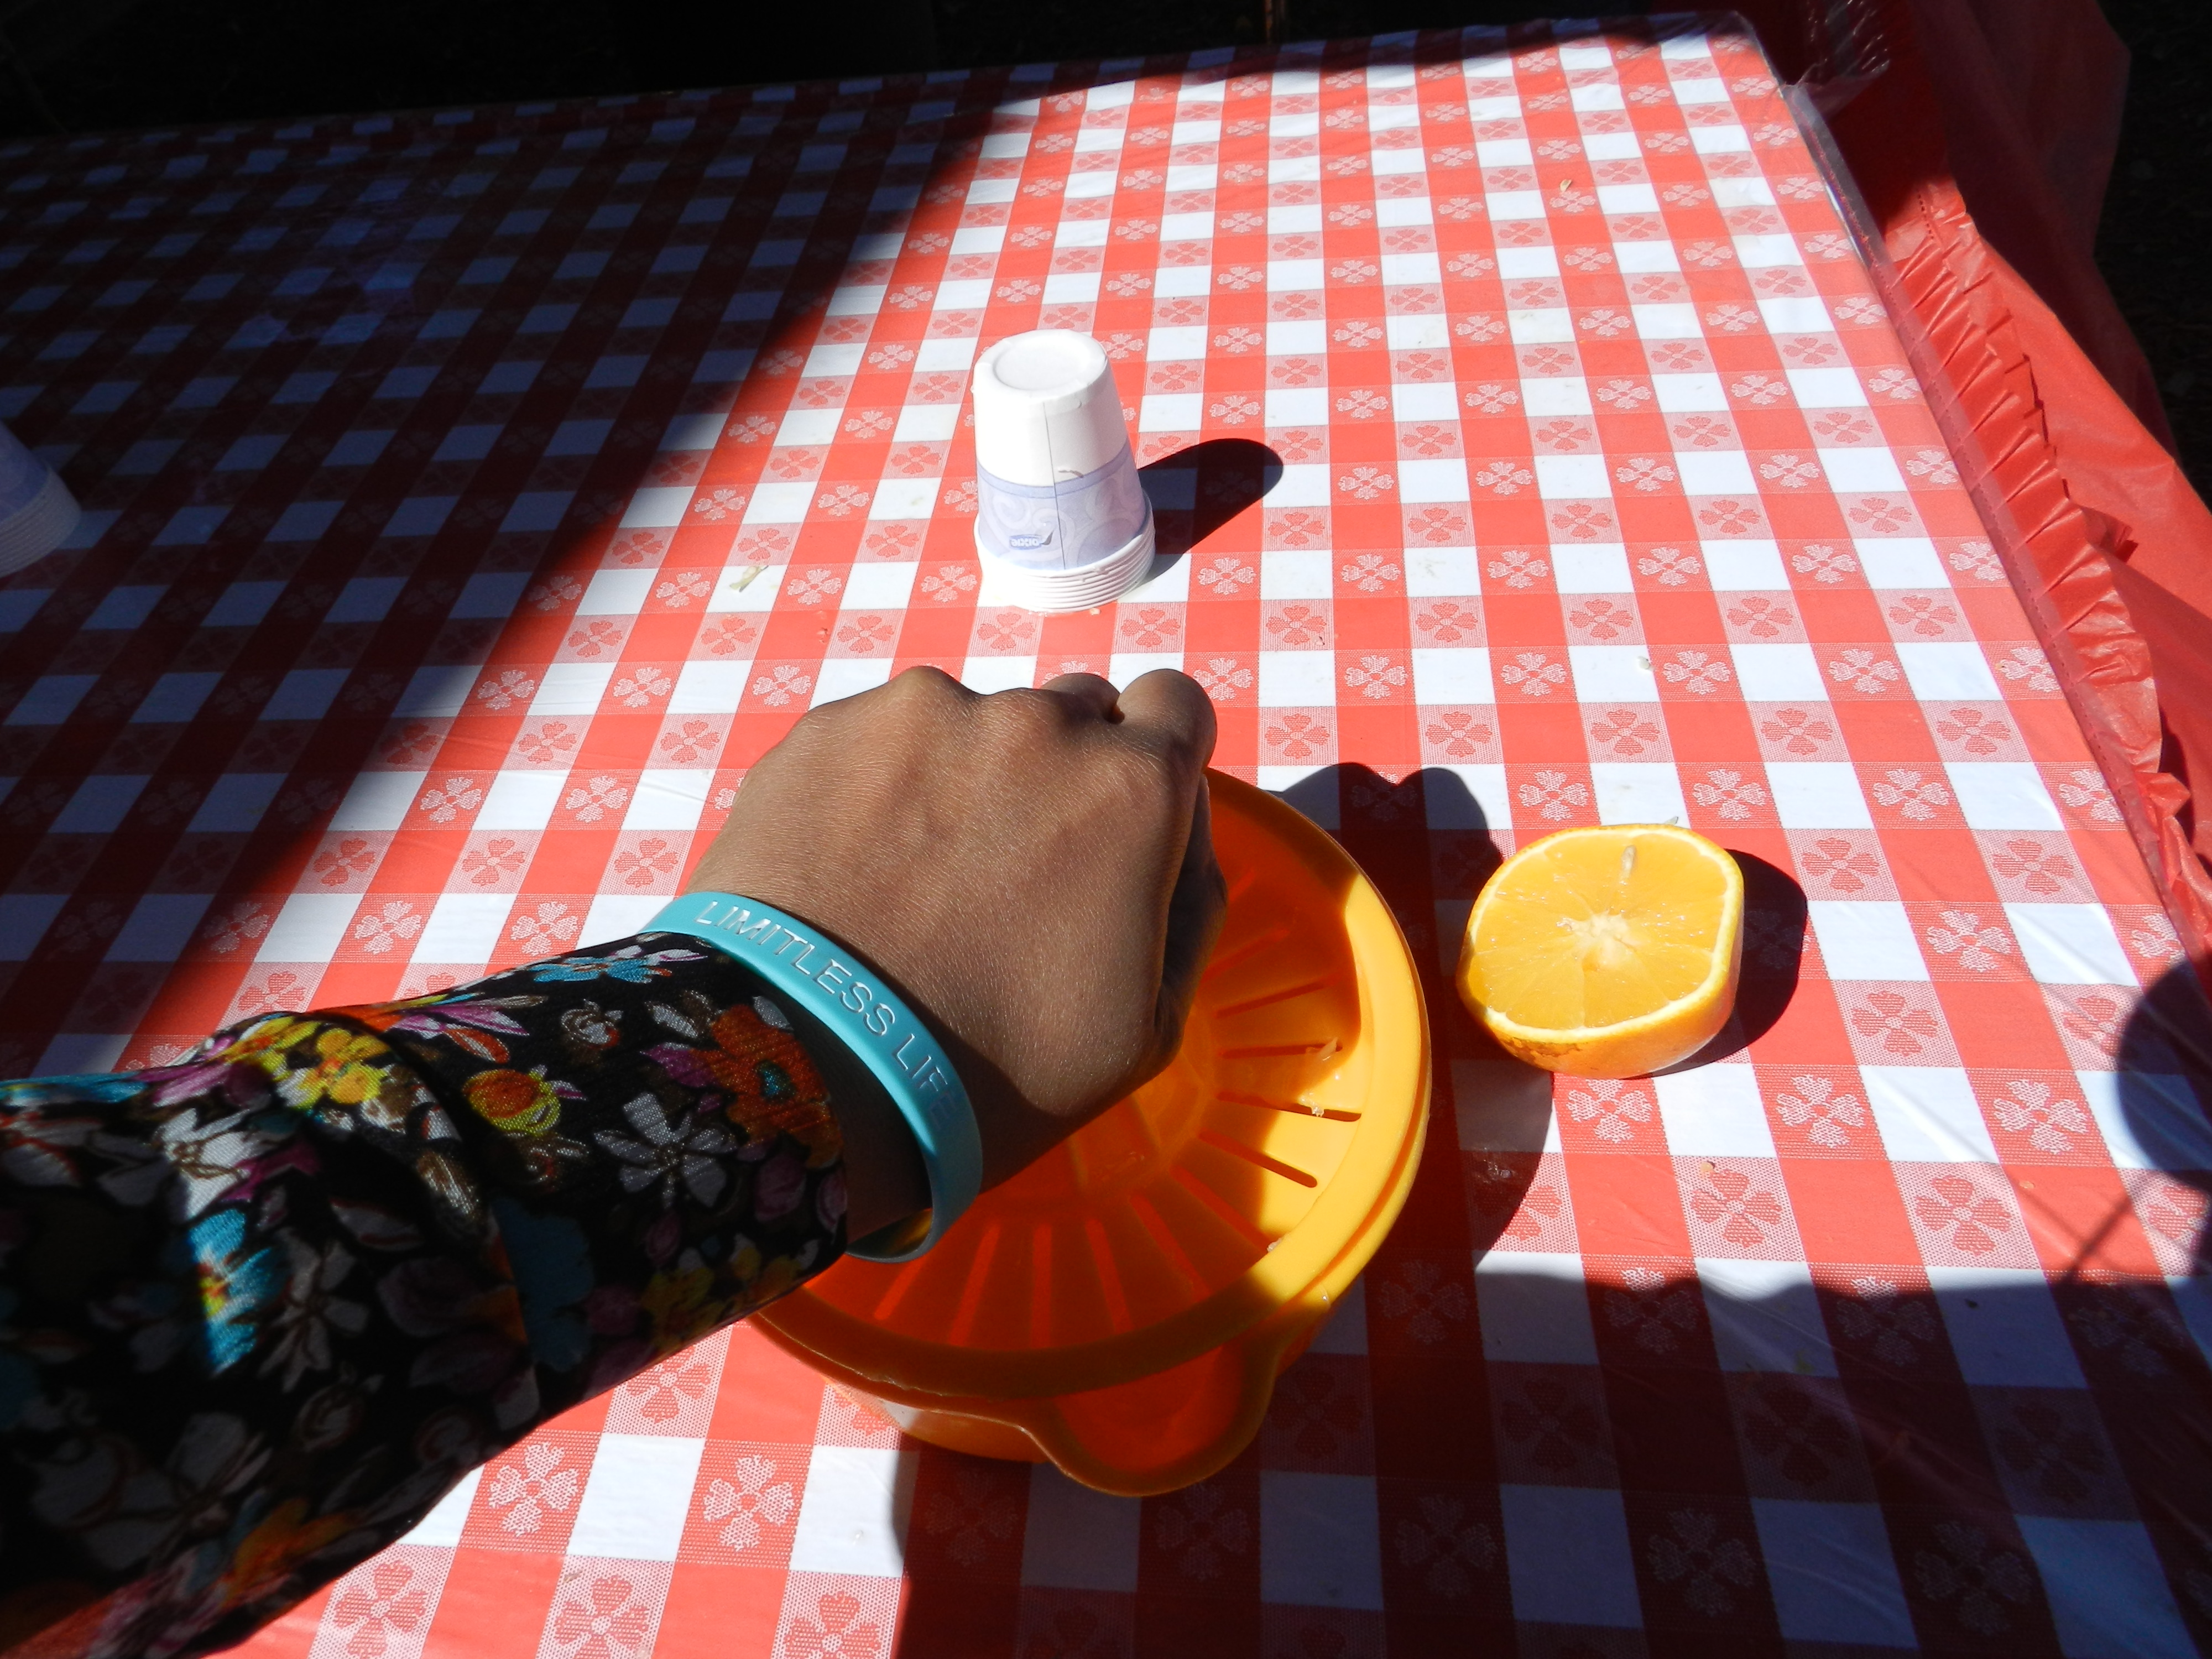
[1139,438,1284,560]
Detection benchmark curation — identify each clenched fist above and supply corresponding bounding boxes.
[687,666,1225,1238]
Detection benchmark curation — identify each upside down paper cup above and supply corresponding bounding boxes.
[0,422,80,578]
[971,330,1155,613]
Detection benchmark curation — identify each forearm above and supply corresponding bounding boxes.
[0,935,867,1658]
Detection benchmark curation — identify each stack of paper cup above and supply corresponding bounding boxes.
[0,422,81,578]
[972,331,1154,613]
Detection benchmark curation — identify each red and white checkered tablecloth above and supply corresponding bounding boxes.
[6,14,2212,1657]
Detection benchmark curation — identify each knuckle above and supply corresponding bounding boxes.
[890,663,961,701]
[1124,717,1201,778]
[983,686,1074,737]
[1105,735,1182,806]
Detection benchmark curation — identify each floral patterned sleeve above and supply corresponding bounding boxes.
[0,933,853,1659]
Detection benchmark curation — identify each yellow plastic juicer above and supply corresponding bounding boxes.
[753,770,1431,1495]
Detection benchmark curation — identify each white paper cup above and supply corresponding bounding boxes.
[971,331,1154,613]
[0,422,79,578]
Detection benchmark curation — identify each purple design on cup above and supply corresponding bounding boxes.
[974,443,1151,574]
[0,425,48,517]
[0,421,83,576]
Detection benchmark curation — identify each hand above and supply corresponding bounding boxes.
[687,667,1225,1238]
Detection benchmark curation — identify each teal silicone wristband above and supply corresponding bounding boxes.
[645,892,982,1263]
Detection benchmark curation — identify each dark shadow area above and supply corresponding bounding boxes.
[2098,0,2212,492]
[1272,760,1550,1259]
[1273,760,1349,834]
[897,1245,2212,1655]
[1455,1051,1553,1259]
[2118,958,2212,1276]
[1272,757,1490,843]
[1138,437,1281,562]
[0,53,1280,1064]
[0,78,987,1067]
[1657,848,1807,1073]
[0,0,1622,137]
[1415,1251,2212,1653]
[0,0,948,132]
[2,0,2203,491]
[1728,849,1808,1048]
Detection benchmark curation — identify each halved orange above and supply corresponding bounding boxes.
[1455,823,1743,1078]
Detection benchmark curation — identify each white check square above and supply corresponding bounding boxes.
[1785,367,1867,408]
[577,569,653,615]
[1397,458,1469,502]
[1808,900,1929,980]
[328,771,425,833]
[1652,372,1726,411]
[1384,314,1448,350]
[1567,646,1658,702]
[1260,1474,1383,1611]
[1945,763,2062,829]
[1507,307,1574,343]
[1755,1501,1917,1648]
[790,1446,916,1577]
[1674,450,1756,494]
[1926,1266,2084,1387]
[2004,904,2135,985]
[1656,1065,1775,1157]
[477,770,565,830]
[1259,651,1336,706]
[1701,539,1787,588]
[1496,246,1560,278]
[1896,644,2000,701]
[1767,764,1872,828]
[843,562,919,607]
[1533,454,1609,497]
[1474,1255,1598,1364]
[959,656,1035,693]
[1410,648,1491,704]
[1860,1067,1997,1161]
[1022,1469,1140,1590]
[1759,296,1832,333]
[1631,302,1701,338]
[1149,324,1207,359]
[531,663,615,716]
[1731,644,1825,701]
[624,770,713,832]
[1139,393,1201,430]
[1521,377,1592,415]
[1501,1487,1641,1628]
[1700,1259,1837,1376]
[1591,763,1685,824]
[568,1434,707,1563]
[670,661,748,713]
[811,659,893,706]
[1551,543,1632,592]
[417,893,515,961]
[258,893,361,962]
[1854,536,1946,586]
[1817,447,1906,492]
[1259,549,1332,599]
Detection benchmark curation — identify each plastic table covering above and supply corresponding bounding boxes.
[3,15,2211,1659]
